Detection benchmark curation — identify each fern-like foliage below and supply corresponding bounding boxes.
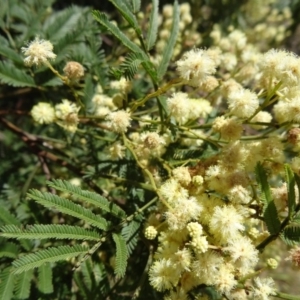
[0,241,20,259]
[0,206,21,226]
[0,44,23,64]
[12,245,89,274]
[0,224,101,241]
[109,0,141,36]
[47,179,126,219]
[0,61,35,87]
[121,215,143,255]
[112,233,128,278]
[14,270,33,299]
[27,189,108,230]
[44,5,87,42]
[255,162,281,235]
[0,267,15,300]
[111,52,145,81]
[281,225,300,246]
[38,263,53,294]
[92,10,142,54]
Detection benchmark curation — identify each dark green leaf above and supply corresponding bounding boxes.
[0,61,35,87]
[13,245,89,274]
[281,225,300,246]
[255,162,281,235]
[285,164,296,217]
[112,233,128,278]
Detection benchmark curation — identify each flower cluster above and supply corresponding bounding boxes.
[20,1,300,298]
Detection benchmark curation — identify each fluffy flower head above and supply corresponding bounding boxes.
[209,205,245,243]
[227,88,259,119]
[22,37,56,66]
[107,110,132,133]
[31,102,55,124]
[176,48,217,86]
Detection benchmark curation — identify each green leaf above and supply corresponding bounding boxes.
[27,189,108,230]
[109,0,141,35]
[0,267,15,300]
[81,258,93,290]
[281,225,300,246]
[1,224,101,241]
[285,164,296,217]
[0,242,19,259]
[255,162,281,235]
[116,51,145,80]
[43,6,87,41]
[112,233,128,278]
[38,263,53,294]
[0,206,21,226]
[47,179,126,219]
[13,245,89,274]
[14,270,33,299]
[157,0,180,79]
[0,45,23,64]
[146,0,159,51]
[92,10,142,54]
[130,0,141,13]
[0,61,35,87]
[121,216,142,255]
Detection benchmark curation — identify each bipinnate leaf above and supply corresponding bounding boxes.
[112,233,128,278]
[0,242,19,259]
[47,179,126,219]
[0,45,23,64]
[0,206,21,226]
[121,215,143,255]
[255,162,281,235]
[13,245,89,274]
[27,189,108,230]
[92,10,142,54]
[281,225,300,246]
[14,269,33,299]
[1,224,101,241]
[146,0,159,51]
[109,0,141,36]
[43,5,86,41]
[285,164,296,217]
[113,51,146,80]
[0,267,15,300]
[38,263,53,294]
[0,207,32,251]
[0,61,35,87]
[157,0,180,79]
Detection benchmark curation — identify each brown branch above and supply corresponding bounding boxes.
[0,117,104,194]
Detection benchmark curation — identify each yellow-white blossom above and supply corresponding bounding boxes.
[31,102,55,124]
[22,37,56,66]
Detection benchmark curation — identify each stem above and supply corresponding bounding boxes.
[44,61,84,108]
[130,78,183,112]
[274,293,300,300]
[122,134,172,209]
